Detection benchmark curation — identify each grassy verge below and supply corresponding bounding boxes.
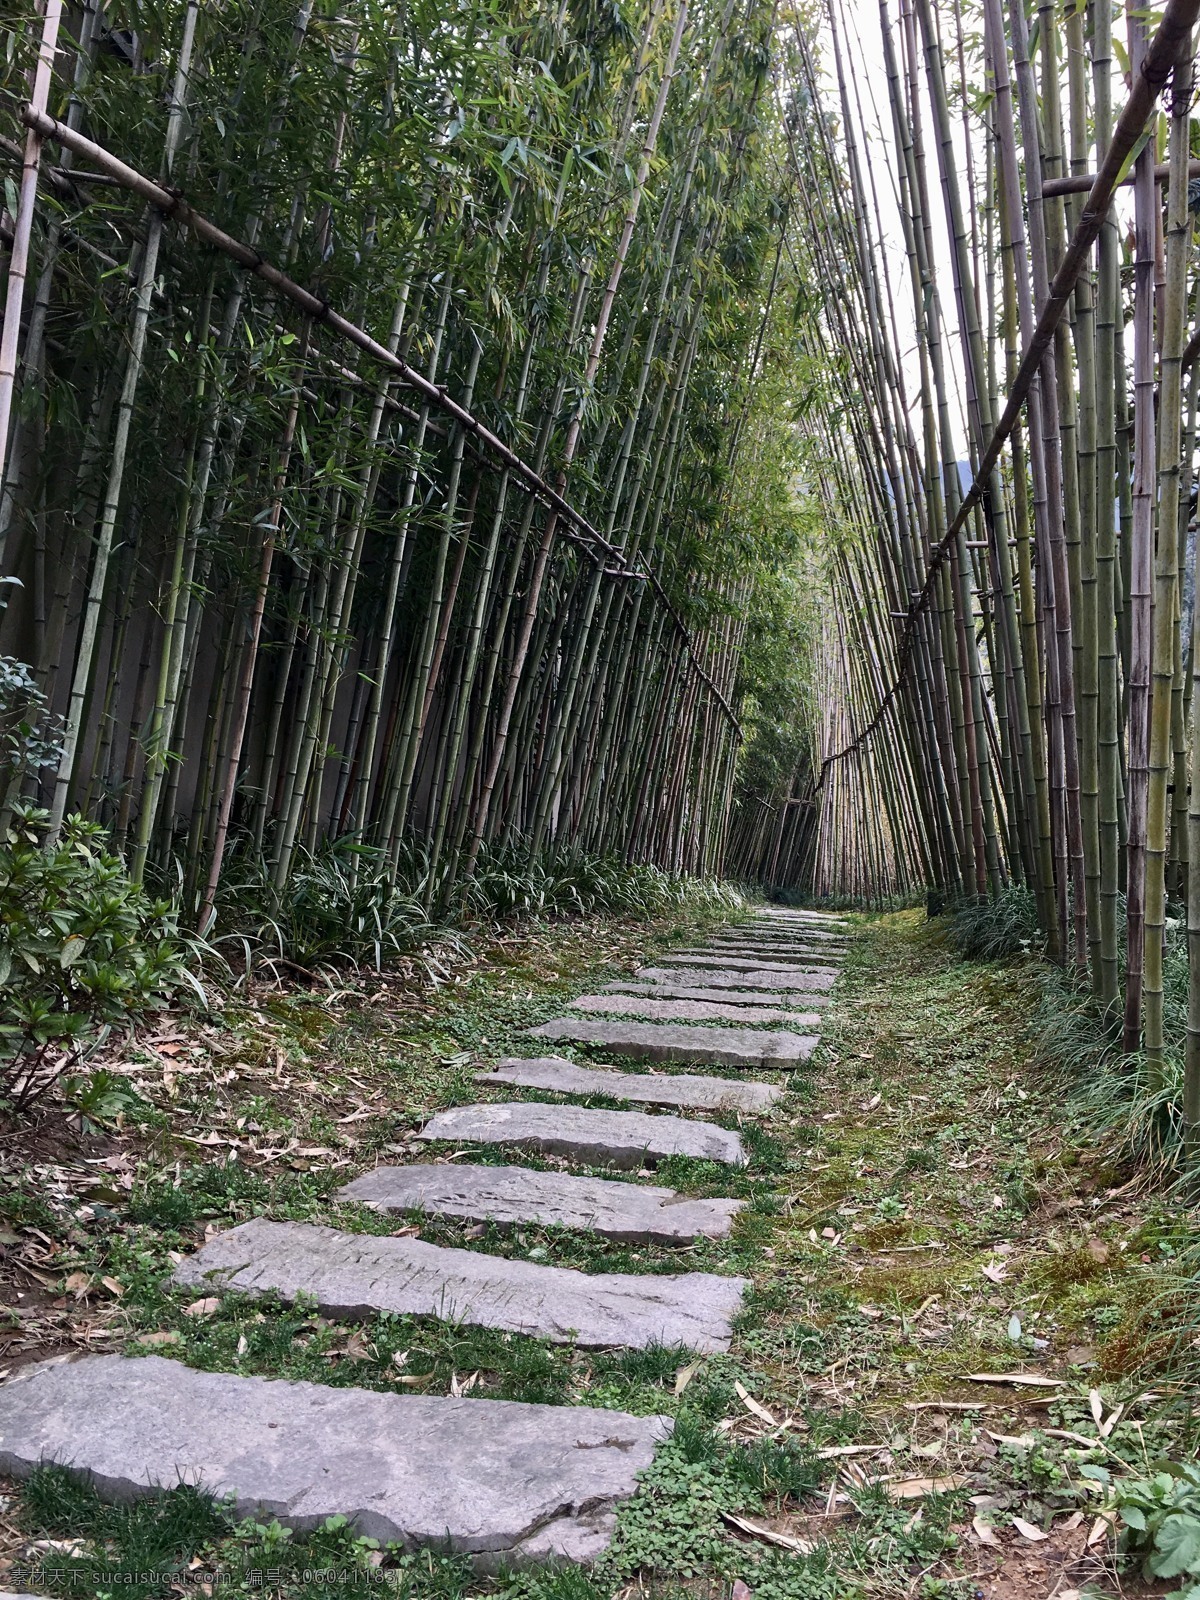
[2,906,1195,1599]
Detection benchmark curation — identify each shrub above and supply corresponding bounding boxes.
[0,653,60,829]
[0,807,196,1111]
[946,883,1040,961]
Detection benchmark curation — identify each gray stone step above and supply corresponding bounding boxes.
[571,992,822,1029]
[676,947,842,968]
[341,1162,745,1243]
[419,1099,748,1167]
[710,931,849,948]
[0,1353,668,1566]
[652,955,840,978]
[637,965,837,992]
[528,1016,817,1068]
[606,978,831,1008]
[477,1054,783,1111]
[754,911,847,928]
[172,1218,746,1351]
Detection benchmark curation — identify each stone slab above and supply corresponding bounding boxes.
[653,955,840,978]
[341,1161,745,1243]
[754,910,848,927]
[0,1353,669,1565]
[477,1054,783,1111]
[606,979,831,1008]
[527,1016,818,1068]
[418,1099,748,1167]
[571,993,822,1029]
[677,947,842,968]
[637,965,837,992]
[710,930,848,947]
[173,1218,746,1352]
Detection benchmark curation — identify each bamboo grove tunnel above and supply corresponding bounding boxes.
[5,0,1200,1121]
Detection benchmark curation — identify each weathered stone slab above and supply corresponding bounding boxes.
[606,978,831,1008]
[173,1218,746,1351]
[527,1016,818,1068]
[754,910,848,927]
[677,946,842,968]
[0,1353,669,1565]
[477,1054,783,1111]
[571,993,821,1029]
[419,1099,748,1167]
[341,1161,745,1243]
[711,930,848,947]
[636,965,837,992]
[655,954,840,978]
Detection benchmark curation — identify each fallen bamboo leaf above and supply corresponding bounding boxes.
[720,1512,814,1554]
[981,1262,1007,1284]
[962,1372,1063,1387]
[63,1271,92,1299]
[735,1381,777,1426]
[1088,1388,1104,1426]
[136,1330,181,1347]
[887,1476,969,1500]
[674,1359,700,1395]
[904,1400,984,1412]
[1087,1512,1115,1548]
[1099,1402,1124,1439]
[1012,1516,1048,1542]
[1044,1428,1103,1449]
[816,1444,880,1460]
[184,1296,220,1317]
[100,1276,123,1297]
[971,1515,1000,1546]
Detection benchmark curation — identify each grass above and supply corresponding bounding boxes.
[5,902,1198,1598]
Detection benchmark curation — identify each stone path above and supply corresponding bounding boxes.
[0,1354,668,1565]
[417,1099,748,1166]
[0,905,848,1568]
[528,1016,818,1067]
[476,1054,783,1110]
[172,1218,747,1350]
[341,1162,745,1242]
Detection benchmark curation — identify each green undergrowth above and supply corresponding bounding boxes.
[212,833,746,974]
[945,883,1199,1174]
[10,904,1199,1598]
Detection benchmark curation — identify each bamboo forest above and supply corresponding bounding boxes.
[9,0,1200,1595]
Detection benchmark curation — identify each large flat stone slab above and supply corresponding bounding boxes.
[571,993,822,1029]
[662,954,839,976]
[606,978,831,1008]
[0,1353,668,1565]
[418,1100,748,1167]
[710,931,848,948]
[754,910,848,927]
[477,1054,783,1111]
[528,1016,818,1068]
[652,953,838,979]
[676,948,842,969]
[341,1162,745,1243]
[173,1219,746,1351]
[637,965,837,992]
